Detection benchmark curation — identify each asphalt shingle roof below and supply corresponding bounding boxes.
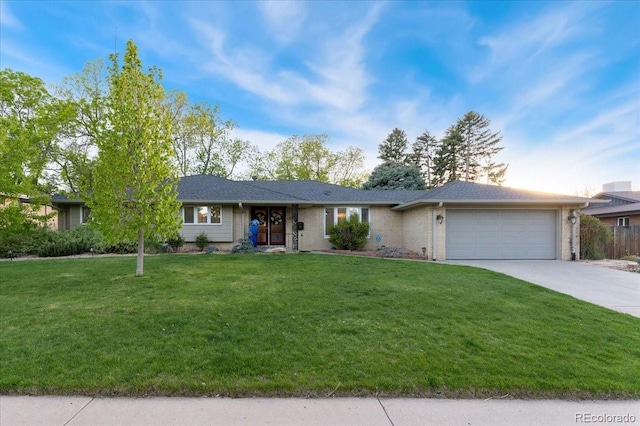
[52,175,598,208]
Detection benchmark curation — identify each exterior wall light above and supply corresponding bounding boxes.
[568,213,577,225]
[436,214,444,224]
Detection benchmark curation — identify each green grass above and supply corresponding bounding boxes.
[1,253,639,398]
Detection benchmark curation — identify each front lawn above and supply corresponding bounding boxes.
[1,253,638,398]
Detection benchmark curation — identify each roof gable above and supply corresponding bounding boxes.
[593,191,640,203]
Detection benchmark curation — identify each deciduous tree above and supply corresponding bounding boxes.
[88,40,181,276]
[52,58,108,193]
[247,134,366,187]
[0,69,64,232]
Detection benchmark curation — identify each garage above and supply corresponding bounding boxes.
[445,209,557,260]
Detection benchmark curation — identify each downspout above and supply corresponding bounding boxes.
[432,202,443,261]
[570,203,589,261]
[238,203,245,238]
[569,209,576,261]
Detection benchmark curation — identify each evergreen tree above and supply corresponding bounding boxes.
[431,125,463,187]
[431,112,508,186]
[456,111,506,184]
[362,162,425,190]
[409,129,437,188]
[378,128,409,163]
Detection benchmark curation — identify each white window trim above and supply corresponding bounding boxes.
[617,216,630,226]
[80,205,90,225]
[182,205,223,225]
[324,206,370,238]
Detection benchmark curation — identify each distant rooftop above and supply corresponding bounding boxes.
[603,181,632,192]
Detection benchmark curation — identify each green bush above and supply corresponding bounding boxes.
[37,226,106,257]
[195,232,209,251]
[580,215,612,260]
[144,239,163,254]
[328,213,370,251]
[166,234,185,252]
[0,225,52,257]
[105,241,138,254]
[0,224,146,258]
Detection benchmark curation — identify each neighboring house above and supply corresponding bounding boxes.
[1,195,58,230]
[51,175,608,261]
[581,191,640,226]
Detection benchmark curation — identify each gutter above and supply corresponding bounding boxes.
[392,198,609,211]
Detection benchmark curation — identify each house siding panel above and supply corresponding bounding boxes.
[364,207,404,250]
[69,206,81,229]
[179,205,234,242]
[402,207,431,256]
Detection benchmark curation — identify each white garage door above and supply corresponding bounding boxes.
[446,210,557,260]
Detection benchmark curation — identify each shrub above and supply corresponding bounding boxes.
[195,232,209,251]
[105,241,138,254]
[378,245,406,258]
[231,238,257,254]
[328,213,370,251]
[37,226,107,258]
[166,234,185,252]
[0,225,53,257]
[144,239,163,254]
[579,215,612,260]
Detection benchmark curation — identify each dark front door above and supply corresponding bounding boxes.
[251,207,286,246]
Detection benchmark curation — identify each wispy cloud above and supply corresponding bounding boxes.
[0,1,23,30]
[472,2,603,83]
[188,2,384,113]
[257,0,308,45]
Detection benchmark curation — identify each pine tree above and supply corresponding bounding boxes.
[456,111,506,184]
[431,112,508,186]
[431,125,463,187]
[378,128,409,163]
[409,129,437,188]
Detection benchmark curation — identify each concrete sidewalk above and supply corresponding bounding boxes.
[1,396,638,426]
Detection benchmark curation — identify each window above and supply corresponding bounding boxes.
[617,217,630,226]
[183,206,194,224]
[182,205,222,225]
[324,206,369,237]
[81,206,91,224]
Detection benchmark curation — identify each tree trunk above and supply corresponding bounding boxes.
[136,227,144,276]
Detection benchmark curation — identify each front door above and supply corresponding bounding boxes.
[251,207,286,246]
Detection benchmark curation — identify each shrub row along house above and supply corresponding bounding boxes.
[51,175,608,260]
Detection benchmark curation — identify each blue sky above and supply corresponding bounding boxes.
[1,0,639,195]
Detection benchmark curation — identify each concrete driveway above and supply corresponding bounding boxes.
[446,260,640,318]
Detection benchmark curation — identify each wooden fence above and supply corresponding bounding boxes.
[604,225,640,259]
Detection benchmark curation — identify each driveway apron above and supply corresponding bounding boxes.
[446,260,640,318]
